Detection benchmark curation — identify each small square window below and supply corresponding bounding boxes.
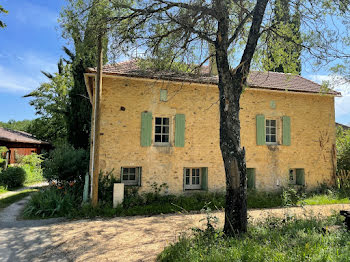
[121,167,142,186]
[184,168,201,190]
[154,117,170,145]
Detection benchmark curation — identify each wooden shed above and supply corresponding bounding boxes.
[0,127,51,164]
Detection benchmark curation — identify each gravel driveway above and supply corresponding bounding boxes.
[1,202,349,262]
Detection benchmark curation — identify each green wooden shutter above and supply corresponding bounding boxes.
[138,167,142,186]
[141,112,152,146]
[247,168,256,189]
[256,114,265,145]
[282,116,291,146]
[120,167,124,183]
[201,167,208,191]
[183,168,186,191]
[296,169,305,186]
[175,114,185,147]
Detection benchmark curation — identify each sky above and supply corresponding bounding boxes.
[0,0,349,125]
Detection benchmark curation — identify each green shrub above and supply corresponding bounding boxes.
[23,185,79,218]
[0,166,26,188]
[0,146,8,171]
[281,186,305,206]
[98,170,119,204]
[43,144,88,182]
[17,153,44,183]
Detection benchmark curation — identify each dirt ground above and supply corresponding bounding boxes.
[33,203,350,262]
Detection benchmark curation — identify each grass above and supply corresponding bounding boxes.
[158,215,350,262]
[0,189,38,211]
[300,194,350,205]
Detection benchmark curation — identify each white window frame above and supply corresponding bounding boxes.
[184,168,201,190]
[154,116,171,146]
[121,167,141,186]
[266,119,277,145]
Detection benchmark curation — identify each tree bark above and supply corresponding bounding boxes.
[214,0,269,236]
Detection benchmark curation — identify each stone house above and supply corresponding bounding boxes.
[84,60,340,194]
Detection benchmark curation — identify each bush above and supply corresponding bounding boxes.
[281,186,305,206]
[17,153,44,184]
[43,144,89,183]
[98,170,119,204]
[23,186,77,218]
[0,166,26,189]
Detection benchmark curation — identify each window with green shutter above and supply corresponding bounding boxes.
[183,167,208,191]
[282,116,291,146]
[175,114,185,147]
[256,114,265,145]
[141,112,152,146]
[247,168,256,189]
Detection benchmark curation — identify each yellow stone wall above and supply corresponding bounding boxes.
[94,75,336,193]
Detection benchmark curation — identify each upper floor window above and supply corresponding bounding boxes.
[155,117,170,144]
[266,119,277,144]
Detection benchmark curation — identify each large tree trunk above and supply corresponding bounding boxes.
[214,0,269,236]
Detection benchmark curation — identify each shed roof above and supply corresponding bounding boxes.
[86,60,341,96]
[0,127,50,145]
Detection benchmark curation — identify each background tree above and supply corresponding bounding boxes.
[261,0,302,73]
[24,59,72,145]
[59,0,111,149]
[109,0,350,235]
[0,120,33,132]
[0,5,8,28]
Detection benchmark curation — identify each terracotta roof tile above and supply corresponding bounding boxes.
[86,60,341,96]
[0,127,50,145]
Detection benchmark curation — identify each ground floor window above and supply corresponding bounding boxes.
[184,167,208,190]
[121,167,142,186]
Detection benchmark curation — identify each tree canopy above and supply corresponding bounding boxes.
[0,5,8,28]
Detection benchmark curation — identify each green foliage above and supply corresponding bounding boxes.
[158,216,350,262]
[336,126,350,171]
[42,144,89,182]
[17,154,44,184]
[247,190,283,208]
[24,60,72,144]
[259,0,302,74]
[0,119,33,132]
[23,186,78,218]
[0,146,8,170]
[59,0,114,149]
[0,166,26,189]
[0,4,8,28]
[98,170,119,204]
[281,186,305,207]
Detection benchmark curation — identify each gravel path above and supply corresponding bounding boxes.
[37,203,350,262]
[0,182,49,200]
[0,199,349,262]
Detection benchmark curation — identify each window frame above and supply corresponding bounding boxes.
[121,167,142,186]
[153,116,171,146]
[289,168,305,186]
[184,168,201,190]
[265,118,278,145]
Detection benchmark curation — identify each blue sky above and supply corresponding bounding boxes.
[0,0,349,125]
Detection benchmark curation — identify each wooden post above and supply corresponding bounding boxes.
[91,32,103,207]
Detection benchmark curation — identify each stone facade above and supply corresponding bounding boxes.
[92,75,336,194]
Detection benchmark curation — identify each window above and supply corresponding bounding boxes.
[184,168,201,190]
[121,167,142,186]
[266,119,277,144]
[155,117,170,144]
